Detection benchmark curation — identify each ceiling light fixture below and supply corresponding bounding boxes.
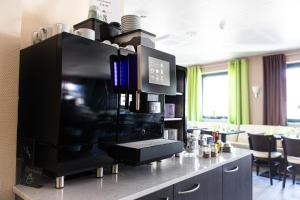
[219,20,226,30]
[186,31,197,38]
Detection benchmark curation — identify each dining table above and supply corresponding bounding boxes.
[187,127,245,143]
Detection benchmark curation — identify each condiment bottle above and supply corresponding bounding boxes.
[211,143,218,157]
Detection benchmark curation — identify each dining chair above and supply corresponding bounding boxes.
[282,137,300,188]
[248,133,282,185]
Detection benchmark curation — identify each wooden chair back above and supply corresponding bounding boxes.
[248,133,277,152]
[282,137,300,157]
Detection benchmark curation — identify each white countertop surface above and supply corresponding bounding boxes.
[14,148,251,200]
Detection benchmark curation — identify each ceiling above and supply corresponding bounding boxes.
[123,0,300,66]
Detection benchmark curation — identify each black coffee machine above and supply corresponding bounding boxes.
[17,31,183,189]
[108,45,183,164]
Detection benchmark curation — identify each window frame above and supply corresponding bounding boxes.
[202,71,228,121]
[286,63,300,123]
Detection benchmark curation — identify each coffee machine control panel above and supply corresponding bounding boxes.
[148,102,161,113]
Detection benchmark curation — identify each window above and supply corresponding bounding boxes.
[286,63,300,122]
[202,72,228,120]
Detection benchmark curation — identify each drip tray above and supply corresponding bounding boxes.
[111,139,184,165]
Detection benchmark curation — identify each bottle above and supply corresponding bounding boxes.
[88,0,100,20]
[211,143,217,157]
[216,139,221,153]
[213,131,221,153]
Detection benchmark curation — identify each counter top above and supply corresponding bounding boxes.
[14,148,251,200]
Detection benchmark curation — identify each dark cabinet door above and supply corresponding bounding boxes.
[223,155,252,200]
[174,167,222,200]
[136,186,174,200]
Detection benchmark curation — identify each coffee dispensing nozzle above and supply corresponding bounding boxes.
[135,91,140,111]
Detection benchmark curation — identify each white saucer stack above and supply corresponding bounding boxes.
[121,15,141,33]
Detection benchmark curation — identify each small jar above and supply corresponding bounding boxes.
[203,145,211,158]
[186,133,197,153]
[211,144,218,157]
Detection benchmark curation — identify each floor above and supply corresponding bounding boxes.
[253,171,300,200]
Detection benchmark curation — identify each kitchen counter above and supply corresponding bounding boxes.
[14,148,251,200]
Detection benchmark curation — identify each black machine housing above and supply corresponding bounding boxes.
[17,32,183,179]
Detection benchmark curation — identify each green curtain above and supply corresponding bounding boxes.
[187,66,202,122]
[228,59,250,125]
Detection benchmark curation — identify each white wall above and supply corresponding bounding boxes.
[248,55,264,124]
[0,0,22,199]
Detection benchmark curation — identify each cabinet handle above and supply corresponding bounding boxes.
[224,166,239,173]
[178,183,200,195]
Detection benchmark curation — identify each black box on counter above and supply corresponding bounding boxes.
[110,139,183,165]
[74,18,122,42]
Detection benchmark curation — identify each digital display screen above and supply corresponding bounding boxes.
[148,56,170,86]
